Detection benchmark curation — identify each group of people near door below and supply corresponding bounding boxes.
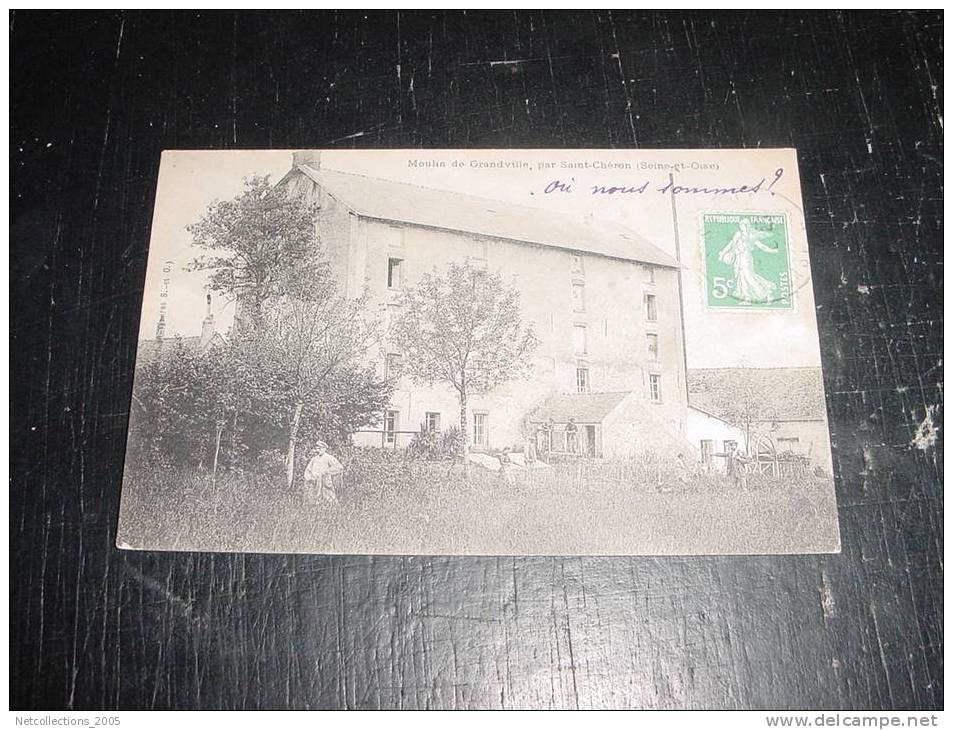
[525,417,589,462]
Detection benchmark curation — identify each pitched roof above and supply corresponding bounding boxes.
[688,367,827,422]
[293,165,677,268]
[528,392,630,424]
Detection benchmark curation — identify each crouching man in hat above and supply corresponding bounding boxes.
[303,441,344,505]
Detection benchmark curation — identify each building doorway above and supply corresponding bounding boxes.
[584,425,597,455]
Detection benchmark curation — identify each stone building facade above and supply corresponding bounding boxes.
[278,151,690,454]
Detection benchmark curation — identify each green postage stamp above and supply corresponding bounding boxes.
[702,212,793,309]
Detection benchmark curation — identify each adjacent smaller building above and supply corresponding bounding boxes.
[685,405,747,472]
[528,391,698,459]
[687,367,832,474]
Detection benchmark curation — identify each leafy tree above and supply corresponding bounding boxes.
[129,339,242,474]
[186,176,392,486]
[691,368,767,454]
[237,282,392,487]
[390,261,538,472]
[720,379,762,455]
[188,175,322,326]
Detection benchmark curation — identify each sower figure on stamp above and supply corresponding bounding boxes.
[717,219,778,304]
[303,441,343,505]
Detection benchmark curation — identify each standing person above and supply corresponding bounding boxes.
[303,441,344,505]
[566,417,579,454]
[675,452,690,487]
[540,418,553,456]
[725,443,742,487]
[498,447,515,487]
[523,420,538,465]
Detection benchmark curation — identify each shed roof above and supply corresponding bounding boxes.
[688,367,827,422]
[293,165,677,267]
[528,392,630,424]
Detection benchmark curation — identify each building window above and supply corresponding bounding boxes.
[571,281,586,312]
[647,266,656,284]
[648,373,661,402]
[576,368,590,394]
[571,254,584,275]
[700,440,714,464]
[572,324,587,355]
[724,440,738,454]
[384,410,400,445]
[474,239,489,261]
[645,294,658,322]
[473,412,488,449]
[647,333,659,361]
[384,353,403,378]
[777,436,800,452]
[425,412,441,432]
[387,257,403,289]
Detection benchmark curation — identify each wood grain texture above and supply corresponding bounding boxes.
[10,10,942,710]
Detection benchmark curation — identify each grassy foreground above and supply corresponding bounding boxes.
[117,449,840,555]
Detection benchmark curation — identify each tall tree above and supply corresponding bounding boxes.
[390,262,538,471]
[691,369,766,454]
[188,176,390,485]
[239,280,390,487]
[129,339,242,472]
[188,175,322,325]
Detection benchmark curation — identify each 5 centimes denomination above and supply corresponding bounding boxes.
[702,212,794,310]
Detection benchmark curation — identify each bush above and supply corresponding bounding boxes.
[441,426,465,458]
[406,424,464,461]
[408,423,442,459]
[256,448,287,479]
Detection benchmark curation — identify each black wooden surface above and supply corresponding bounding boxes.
[10,10,943,710]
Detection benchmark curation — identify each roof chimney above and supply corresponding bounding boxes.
[292,150,321,170]
[200,293,216,348]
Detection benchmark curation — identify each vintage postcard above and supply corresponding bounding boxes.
[117,148,840,555]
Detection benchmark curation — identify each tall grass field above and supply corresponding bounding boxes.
[118,448,839,555]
